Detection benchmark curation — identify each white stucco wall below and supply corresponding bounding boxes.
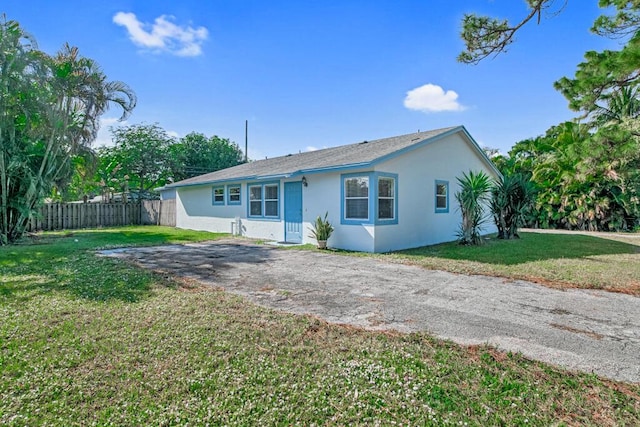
[176,184,284,242]
[173,130,499,253]
[371,132,499,252]
[301,171,375,253]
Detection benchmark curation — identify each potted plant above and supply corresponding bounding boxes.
[308,212,334,249]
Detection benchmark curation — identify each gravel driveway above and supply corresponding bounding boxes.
[101,239,640,383]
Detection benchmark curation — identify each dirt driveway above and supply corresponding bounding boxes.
[101,239,640,384]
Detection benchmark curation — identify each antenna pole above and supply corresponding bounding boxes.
[245,120,248,162]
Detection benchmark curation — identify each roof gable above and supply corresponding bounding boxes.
[166,125,497,188]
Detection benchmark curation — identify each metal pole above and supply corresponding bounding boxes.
[245,119,248,162]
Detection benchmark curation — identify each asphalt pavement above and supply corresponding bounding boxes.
[101,239,640,383]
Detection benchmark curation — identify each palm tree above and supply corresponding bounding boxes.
[455,170,492,245]
[491,173,535,239]
[0,20,137,244]
[593,86,640,127]
[42,44,137,200]
[0,18,42,244]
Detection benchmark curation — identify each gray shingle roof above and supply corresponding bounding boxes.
[166,126,462,188]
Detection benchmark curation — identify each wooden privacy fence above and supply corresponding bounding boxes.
[28,200,176,231]
[141,200,176,227]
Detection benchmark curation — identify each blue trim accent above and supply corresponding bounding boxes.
[212,186,225,205]
[284,181,303,243]
[167,125,502,189]
[458,126,503,179]
[226,184,241,205]
[435,180,449,213]
[246,181,281,220]
[373,172,398,225]
[341,173,372,225]
[292,162,372,177]
[340,172,399,225]
[169,175,259,189]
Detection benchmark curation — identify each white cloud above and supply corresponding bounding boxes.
[403,83,466,113]
[113,12,208,57]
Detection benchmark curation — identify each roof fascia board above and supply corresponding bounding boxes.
[289,162,372,177]
[254,173,291,180]
[167,175,259,189]
[368,126,463,167]
[457,126,503,178]
[166,126,501,188]
[366,125,502,179]
[173,162,375,188]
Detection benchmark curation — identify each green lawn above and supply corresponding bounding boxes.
[382,231,640,295]
[1,226,639,425]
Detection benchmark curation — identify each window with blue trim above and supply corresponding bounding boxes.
[435,180,449,213]
[378,177,395,220]
[212,186,225,205]
[248,183,279,218]
[341,172,398,225]
[264,184,279,216]
[344,176,369,220]
[227,184,241,205]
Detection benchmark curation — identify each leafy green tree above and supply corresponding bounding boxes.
[458,0,552,64]
[0,18,135,243]
[591,86,640,126]
[460,1,640,119]
[499,121,639,231]
[0,19,38,244]
[461,2,640,231]
[459,1,639,62]
[581,125,640,230]
[455,170,493,245]
[55,148,98,202]
[169,132,244,182]
[100,123,175,200]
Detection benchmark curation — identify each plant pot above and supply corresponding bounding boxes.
[317,240,327,249]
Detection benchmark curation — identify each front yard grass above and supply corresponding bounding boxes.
[1,226,639,425]
[385,231,640,295]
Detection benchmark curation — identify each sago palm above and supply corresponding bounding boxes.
[455,170,492,245]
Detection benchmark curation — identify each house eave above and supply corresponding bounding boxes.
[164,125,501,189]
[167,162,375,189]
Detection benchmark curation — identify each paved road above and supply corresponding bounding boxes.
[102,240,640,383]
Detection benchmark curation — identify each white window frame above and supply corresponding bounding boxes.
[227,184,241,205]
[247,182,280,219]
[344,175,370,222]
[264,184,279,218]
[341,172,398,225]
[377,176,395,221]
[212,186,225,205]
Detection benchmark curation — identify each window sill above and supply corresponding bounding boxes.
[247,216,281,221]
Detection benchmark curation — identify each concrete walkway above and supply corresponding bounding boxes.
[101,240,640,384]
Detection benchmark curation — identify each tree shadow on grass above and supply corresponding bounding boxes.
[0,249,160,303]
[98,242,276,286]
[1,235,276,303]
[397,232,640,266]
[20,226,227,251]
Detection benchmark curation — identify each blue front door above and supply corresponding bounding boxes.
[284,181,303,243]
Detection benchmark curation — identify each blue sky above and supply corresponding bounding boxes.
[3,1,619,159]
